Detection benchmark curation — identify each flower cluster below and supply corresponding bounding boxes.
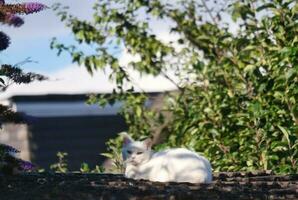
[0,12,24,27]
[0,3,47,15]
[24,2,48,14]
[0,31,9,51]
[0,1,47,15]
[0,144,36,175]
[0,1,47,51]
[5,13,24,27]
[0,0,46,175]
[19,159,36,171]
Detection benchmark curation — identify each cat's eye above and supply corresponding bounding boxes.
[136,152,143,155]
[127,150,132,154]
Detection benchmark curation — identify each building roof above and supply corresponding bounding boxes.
[3,93,164,117]
[0,66,177,101]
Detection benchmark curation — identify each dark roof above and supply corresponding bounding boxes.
[11,94,92,102]
[10,92,166,103]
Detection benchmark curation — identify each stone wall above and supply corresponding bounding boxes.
[0,172,297,200]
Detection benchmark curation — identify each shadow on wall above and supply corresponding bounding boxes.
[0,116,127,171]
[29,115,127,170]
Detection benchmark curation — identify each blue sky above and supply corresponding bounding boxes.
[1,0,238,98]
[0,0,188,73]
[1,0,95,74]
[0,0,178,99]
[1,0,237,74]
[1,35,72,73]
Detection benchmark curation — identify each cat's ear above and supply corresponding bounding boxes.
[143,138,152,150]
[120,132,133,145]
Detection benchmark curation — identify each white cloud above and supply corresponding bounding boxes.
[0,65,113,99]
[0,63,177,100]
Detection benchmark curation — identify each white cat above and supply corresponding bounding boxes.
[121,133,212,183]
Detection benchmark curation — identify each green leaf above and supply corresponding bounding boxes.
[256,3,276,11]
[277,125,291,147]
[80,163,90,173]
[244,64,256,74]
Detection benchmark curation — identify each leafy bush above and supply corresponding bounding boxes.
[50,152,69,173]
[0,0,47,174]
[50,151,104,173]
[53,0,297,173]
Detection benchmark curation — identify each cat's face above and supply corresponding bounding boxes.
[121,133,152,166]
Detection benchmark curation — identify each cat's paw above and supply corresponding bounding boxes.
[125,170,137,179]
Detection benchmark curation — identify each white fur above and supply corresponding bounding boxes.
[121,133,212,184]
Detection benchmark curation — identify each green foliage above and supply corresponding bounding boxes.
[0,63,46,127]
[50,152,104,173]
[0,64,46,91]
[50,152,69,173]
[99,133,125,173]
[53,0,298,173]
[80,163,104,173]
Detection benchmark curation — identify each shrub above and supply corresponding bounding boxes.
[0,0,47,174]
[53,0,297,173]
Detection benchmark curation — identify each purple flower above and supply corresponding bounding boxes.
[19,160,36,171]
[2,154,37,173]
[0,31,10,51]
[0,2,47,15]
[23,2,47,14]
[6,14,24,27]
